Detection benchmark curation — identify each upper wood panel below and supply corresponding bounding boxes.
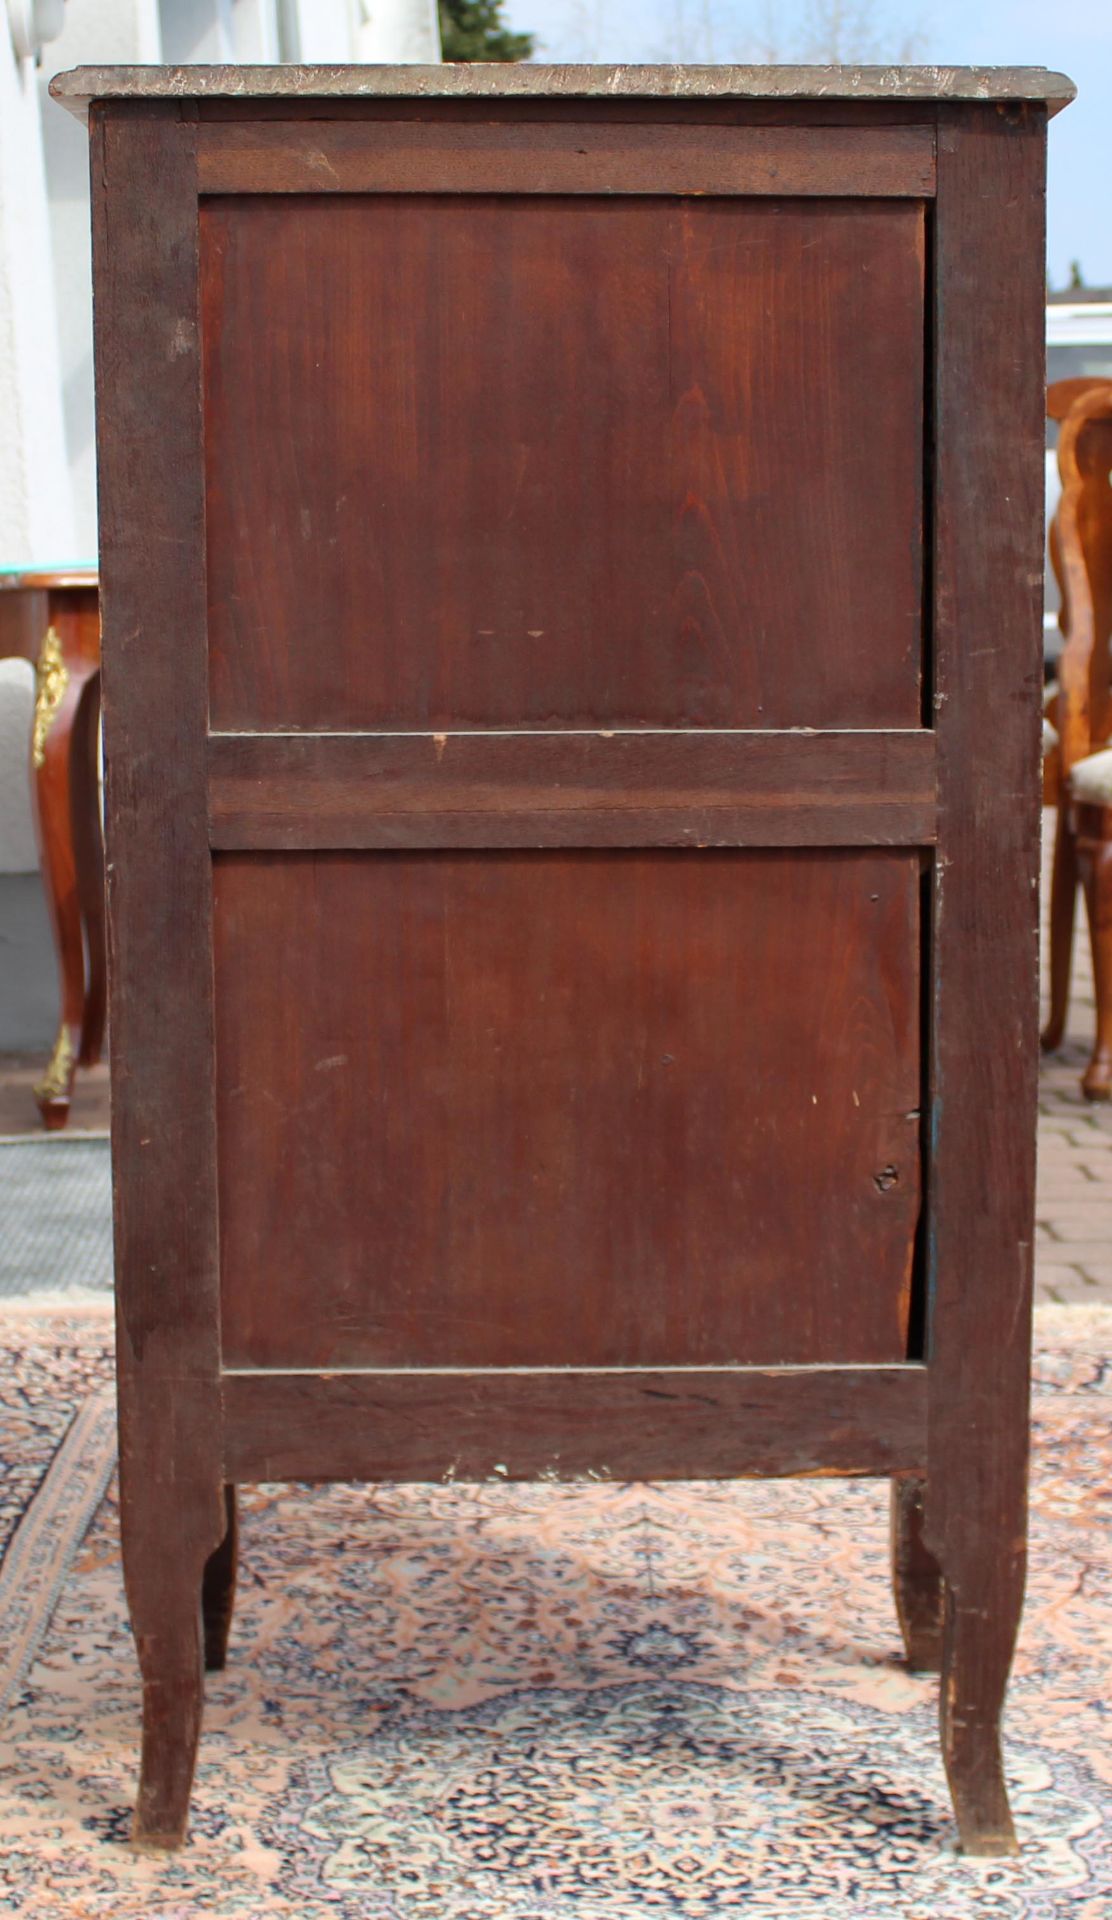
[202,193,924,731]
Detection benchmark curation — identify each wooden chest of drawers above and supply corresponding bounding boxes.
[54,59,1071,1854]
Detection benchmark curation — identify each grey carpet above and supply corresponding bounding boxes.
[0,1139,112,1298]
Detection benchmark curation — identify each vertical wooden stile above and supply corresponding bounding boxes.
[91,100,228,1847]
[925,101,1047,1853]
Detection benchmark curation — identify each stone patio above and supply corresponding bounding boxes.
[1037,822,1112,1303]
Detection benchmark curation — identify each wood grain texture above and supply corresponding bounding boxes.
[214,848,922,1371]
[206,727,939,849]
[91,101,228,1849]
[924,103,1046,1855]
[193,98,941,129]
[196,120,936,196]
[222,1364,928,1483]
[201,193,925,733]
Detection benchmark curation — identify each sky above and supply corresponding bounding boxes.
[500,0,1112,290]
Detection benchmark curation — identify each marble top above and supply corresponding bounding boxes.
[50,63,1076,120]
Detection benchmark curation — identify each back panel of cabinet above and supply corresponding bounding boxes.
[202,186,927,1372]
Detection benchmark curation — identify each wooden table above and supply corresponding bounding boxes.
[54,60,1072,1855]
[0,568,104,1128]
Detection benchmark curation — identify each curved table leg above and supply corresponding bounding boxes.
[202,1485,239,1672]
[29,593,102,1130]
[1041,801,1076,1053]
[1080,838,1112,1100]
[890,1475,944,1672]
[72,672,106,1067]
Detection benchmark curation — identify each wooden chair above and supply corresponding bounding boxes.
[1040,377,1111,804]
[1041,382,1112,1096]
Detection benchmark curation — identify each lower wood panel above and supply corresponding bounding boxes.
[213,848,922,1371]
[222,1364,928,1482]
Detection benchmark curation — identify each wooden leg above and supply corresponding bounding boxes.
[120,1444,227,1847]
[938,1572,1022,1855]
[201,1485,238,1673]
[132,1592,207,1850]
[71,672,106,1068]
[1041,802,1076,1052]
[1080,839,1112,1100]
[31,668,88,1130]
[890,1476,943,1672]
[29,596,101,1130]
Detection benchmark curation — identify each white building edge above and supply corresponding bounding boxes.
[0,0,442,569]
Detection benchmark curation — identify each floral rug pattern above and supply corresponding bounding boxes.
[0,1305,1109,1918]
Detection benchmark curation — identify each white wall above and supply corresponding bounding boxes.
[357,0,439,63]
[0,0,440,868]
[0,661,37,870]
[0,24,74,565]
[29,0,440,558]
[36,0,162,559]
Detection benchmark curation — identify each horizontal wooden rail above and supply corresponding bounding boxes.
[222,1363,928,1482]
[197,120,936,198]
[207,727,937,850]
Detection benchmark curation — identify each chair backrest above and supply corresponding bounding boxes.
[1047,376,1112,423]
[1048,380,1112,777]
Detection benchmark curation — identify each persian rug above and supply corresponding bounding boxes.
[0,1301,1109,1919]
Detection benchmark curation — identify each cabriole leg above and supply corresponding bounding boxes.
[1080,838,1112,1099]
[133,1625,205,1848]
[71,669,107,1068]
[938,1567,1023,1856]
[1041,803,1076,1053]
[890,1475,943,1672]
[201,1485,238,1673]
[120,1459,227,1849]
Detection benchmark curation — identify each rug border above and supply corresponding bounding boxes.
[0,1380,117,1719]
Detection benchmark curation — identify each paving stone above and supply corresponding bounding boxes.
[1032,1241,1112,1268]
[1037,1271,1106,1304]
[1037,1159,1106,1190]
[1074,1263,1112,1286]
[1034,817,1112,1302]
[1041,1217,1112,1249]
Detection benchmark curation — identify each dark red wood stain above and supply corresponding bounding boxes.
[205,726,939,849]
[77,70,1058,1853]
[202,194,924,732]
[214,848,921,1369]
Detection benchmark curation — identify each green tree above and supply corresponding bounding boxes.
[439,0,535,60]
